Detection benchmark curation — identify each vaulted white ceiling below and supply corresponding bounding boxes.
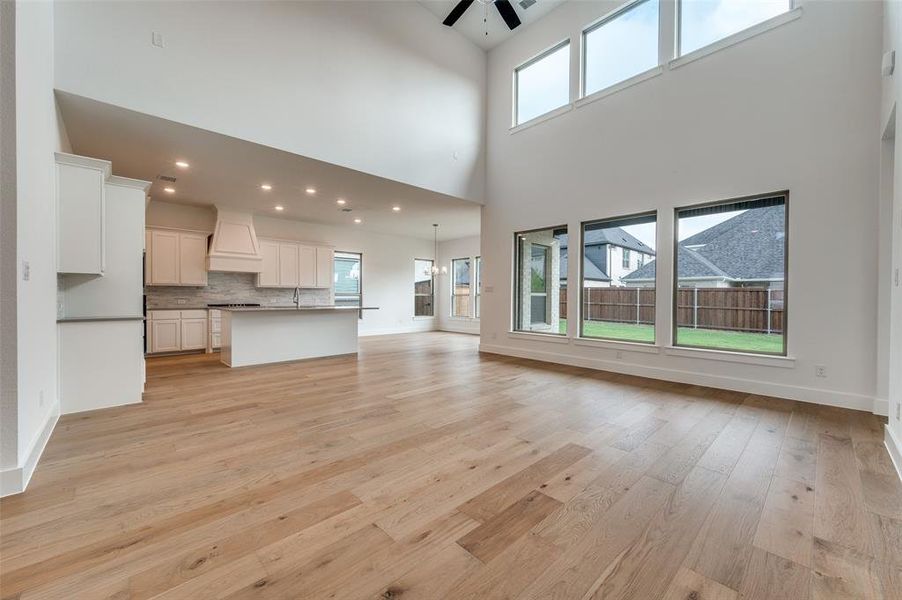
[418,0,566,50]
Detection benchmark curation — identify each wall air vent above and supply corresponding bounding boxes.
[518,0,537,9]
[340,208,352,212]
[158,175,177,183]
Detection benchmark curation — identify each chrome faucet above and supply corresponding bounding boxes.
[293,287,301,308]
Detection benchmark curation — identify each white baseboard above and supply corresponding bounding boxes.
[359,323,436,337]
[873,397,889,417]
[886,425,902,483]
[0,400,60,497]
[478,343,877,414]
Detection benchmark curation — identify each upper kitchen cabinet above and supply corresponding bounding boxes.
[145,228,209,286]
[256,238,334,289]
[56,153,112,274]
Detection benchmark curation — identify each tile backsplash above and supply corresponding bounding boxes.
[146,272,332,309]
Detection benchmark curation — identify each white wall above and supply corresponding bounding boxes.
[146,201,438,337]
[881,0,902,475]
[480,0,885,414]
[2,0,71,496]
[437,234,481,334]
[53,0,487,203]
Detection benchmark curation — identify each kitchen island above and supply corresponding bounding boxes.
[219,306,377,367]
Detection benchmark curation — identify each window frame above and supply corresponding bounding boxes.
[513,225,568,336]
[334,251,363,319]
[475,256,482,319]
[676,0,795,60]
[580,0,660,99]
[579,211,658,345]
[413,258,435,318]
[671,191,789,357]
[529,245,551,325]
[513,39,572,127]
[451,257,473,318]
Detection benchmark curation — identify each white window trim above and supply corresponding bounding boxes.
[576,66,664,109]
[511,103,573,134]
[508,331,571,343]
[573,337,661,354]
[671,6,802,70]
[664,345,796,368]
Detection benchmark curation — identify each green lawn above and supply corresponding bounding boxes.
[559,319,784,354]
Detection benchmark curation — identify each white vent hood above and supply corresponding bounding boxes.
[206,207,263,273]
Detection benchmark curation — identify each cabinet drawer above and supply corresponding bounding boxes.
[149,310,181,320]
[208,309,221,319]
[210,319,221,333]
[211,332,221,348]
[181,309,208,319]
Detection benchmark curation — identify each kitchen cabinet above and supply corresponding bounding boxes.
[150,318,181,353]
[208,309,222,352]
[148,310,208,354]
[56,153,111,275]
[145,228,209,286]
[257,238,334,289]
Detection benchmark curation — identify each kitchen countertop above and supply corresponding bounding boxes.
[218,305,378,312]
[147,306,210,311]
[58,316,145,323]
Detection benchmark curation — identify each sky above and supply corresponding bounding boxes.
[518,0,790,122]
[610,210,744,251]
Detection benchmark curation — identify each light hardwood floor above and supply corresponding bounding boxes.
[1,332,900,599]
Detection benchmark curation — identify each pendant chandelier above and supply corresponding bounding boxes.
[429,224,448,277]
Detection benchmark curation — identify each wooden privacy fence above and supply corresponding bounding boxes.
[560,286,784,334]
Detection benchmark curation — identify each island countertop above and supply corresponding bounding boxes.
[217,306,379,312]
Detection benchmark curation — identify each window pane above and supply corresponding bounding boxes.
[675,194,786,355]
[680,0,789,56]
[452,258,471,318]
[334,252,361,307]
[516,42,570,125]
[582,214,657,343]
[584,0,659,96]
[514,227,566,334]
[414,259,434,317]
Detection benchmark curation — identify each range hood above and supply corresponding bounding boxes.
[206,207,263,273]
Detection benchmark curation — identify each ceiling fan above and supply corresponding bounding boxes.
[443,0,522,31]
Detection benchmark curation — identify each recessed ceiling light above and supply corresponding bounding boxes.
[163,187,175,194]
[274,205,284,211]
[354,218,362,224]
[175,161,190,169]
[305,187,316,195]
[392,206,401,212]
[260,183,272,191]
[336,198,346,205]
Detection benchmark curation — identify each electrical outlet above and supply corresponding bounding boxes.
[21,260,29,281]
[152,31,164,47]
[39,390,44,407]
[176,298,186,305]
[616,351,623,360]
[814,365,827,378]
[896,402,901,421]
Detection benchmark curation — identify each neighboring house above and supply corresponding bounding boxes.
[559,227,655,287]
[623,205,785,288]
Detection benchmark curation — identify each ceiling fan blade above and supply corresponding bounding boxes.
[443,0,475,26]
[494,0,522,30]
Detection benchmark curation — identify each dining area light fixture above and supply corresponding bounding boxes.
[429,224,448,276]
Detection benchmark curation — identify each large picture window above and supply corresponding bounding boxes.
[674,193,787,355]
[679,0,791,56]
[583,0,659,97]
[414,259,434,317]
[582,213,657,343]
[515,226,567,335]
[452,258,472,318]
[515,41,570,126]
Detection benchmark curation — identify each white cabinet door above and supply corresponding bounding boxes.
[150,230,180,284]
[298,245,317,288]
[151,319,181,353]
[279,243,300,287]
[179,233,208,286]
[57,161,106,274]
[257,240,280,287]
[315,247,334,289]
[180,318,208,350]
